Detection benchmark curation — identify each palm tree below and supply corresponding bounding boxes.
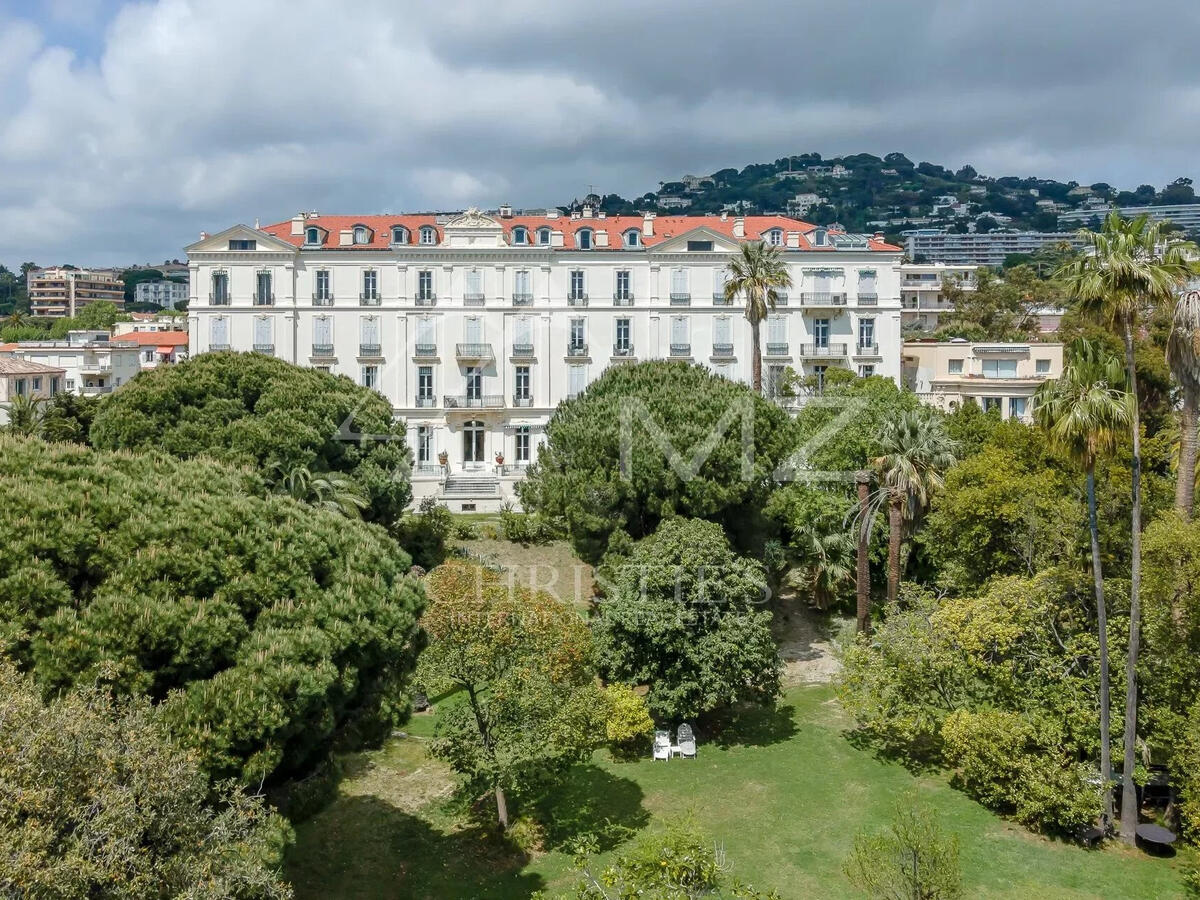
[1033,338,1131,830]
[3,393,44,436]
[1168,290,1200,518]
[1058,210,1197,843]
[789,515,855,611]
[269,463,368,519]
[724,241,792,393]
[870,410,958,606]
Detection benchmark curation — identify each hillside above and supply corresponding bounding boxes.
[570,152,1197,242]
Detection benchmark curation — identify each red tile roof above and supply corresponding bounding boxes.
[117,331,188,347]
[260,213,901,252]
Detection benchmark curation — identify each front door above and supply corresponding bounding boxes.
[463,420,485,467]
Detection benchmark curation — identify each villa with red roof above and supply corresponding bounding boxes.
[186,206,904,510]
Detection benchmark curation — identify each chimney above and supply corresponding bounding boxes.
[290,214,305,236]
[571,210,581,220]
[873,232,884,242]
[581,205,593,218]
[551,231,565,247]
[499,204,513,218]
[733,217,745,238]
[339,229,353,246]
[199,231,208,240]
[786,231,800,248]
[642,212,655,236]
[720,211,728,222]
[595,230,609,247]
[597,211,606,219]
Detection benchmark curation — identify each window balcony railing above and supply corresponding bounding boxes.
[765,342,789,356]
[252,293,275,305]
[359,343,383,357]
[414,462,444,475]
[612,344,635,357]
[567,294,589,306]
[566,343,589,357]
[771,291,789,306]
[712,293,732,305]
[210,343,231,351]
[360,294,381,306]
[799,292,848,306]
[456,343,494,360]
[512,395,534,407]
[613,293,634,305]
[312,294,334,306]
[512,293,534,306]
[253,343,275,354]
[416,293,437,306]
[444,394,504,409]
[209,293,230,305]
[711,343,735,357]
[855,342,880,356]
[670,293,691,305]
[511,343,535,358]
[463,294,486,306]
[799,342,849,358]
[857,293,878,305]
[670,343,692,357]
[415,396,438,408]
[414,343,437,357]
[311,344,335,356]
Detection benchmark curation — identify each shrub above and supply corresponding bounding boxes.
[603,684,654,757]
[843,795,962,900]
[393,497,453,569]
[501,505,567,545]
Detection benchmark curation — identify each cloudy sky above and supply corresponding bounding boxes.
[1,0,1198,267]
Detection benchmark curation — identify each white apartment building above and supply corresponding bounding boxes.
[904,230,1086,267]
[0,331,141,397]
[902,339,1063,421]
[186,209,904,510]
[0,358,66,424]
[1058,202,1200,233]
[134,279,189,309]
[899,263,978,332]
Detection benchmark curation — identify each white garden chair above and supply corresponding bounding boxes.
[653,729,671,761]
[676,723,697,759]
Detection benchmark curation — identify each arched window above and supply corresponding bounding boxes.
[811,228,827,247]
[463,419,485,464]
[511,226,528,245]
[305,227,320,245]
[537,227,551,246]
[391,225,409,245]
[353,225,371,245]
[623,229,641,248]
[419,225,437,245]
[576,228,594,250]
[764,228,783,246]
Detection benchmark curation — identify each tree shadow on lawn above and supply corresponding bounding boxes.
[840,726,945,775]
[287,794,546,900]
[535,764,651,853]
[708,702,800,749]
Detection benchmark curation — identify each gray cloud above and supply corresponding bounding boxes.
[0,0,1196,266]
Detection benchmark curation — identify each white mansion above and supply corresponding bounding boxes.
[186,208,904,509]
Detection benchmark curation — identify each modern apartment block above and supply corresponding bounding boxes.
[899,263,977,332]
[0,331,141,396]
[904,230,1085,267]
[902,339,1063,421]
[186,208,905,509]
[134,279,188,309]
[27,267,125,318]
[1058,202,1200,233]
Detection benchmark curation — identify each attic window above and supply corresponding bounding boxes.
[576,228,594,250]
[353,225,371,245]
[419,226,437,245]
[391,226,410,245]
[537,227,551,246]
[811,228,828,247]
[304,227,321,246]
[623,229,641,248]
[512,226,529,245]
[686,240,714,252]
[764,229,783,246]
[229,239,257,250]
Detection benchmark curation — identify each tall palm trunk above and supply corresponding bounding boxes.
[1119,317,1143,844]
[1176,393,1198,519]
[886,494,902,607]
[1087,462,1113,828]
[495,785,509,831]
[856,472,871,633]
[751,316,763,394]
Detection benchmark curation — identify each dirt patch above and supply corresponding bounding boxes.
[338,737,457,814]
[457,538,594,608]
[773,602,846,686]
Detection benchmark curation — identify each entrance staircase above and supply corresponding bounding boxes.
[441,475,500,498]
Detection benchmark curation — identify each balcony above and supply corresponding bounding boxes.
[799,342,849,358]
[512,395,534,408]
[512,293,533,306]
[765,342,789,356]
[414,396,438,408]
[80,362,113,374]
[612,344,635,358]
[210,343,231,351]
[799,292,847,307]
[311,344,335,357]
[855,343,880,356]
[511,343,535,358]
[253,343,275,354]
[857,293,878,306]
[463,293,486,307]
[416,294,437,306]
[252,293,275,306]
[566,343,589,358]
[312,294,334,306]
[567,294,589,306]
[712,293,732,305]
[670,293,691,305]
[414,463,445,475]
[772,292,789,306]
[208,293,230,306]
[359,343,383,357]
[414,343,438,357]
[456,343,494,360]
[360,293,380,306]
[670,343,692,357]
[444,395,504,409]
[613,293,634,306]
[711,343,735,358]
[500,463,529,476]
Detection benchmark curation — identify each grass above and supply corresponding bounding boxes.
[285,685,1189,899]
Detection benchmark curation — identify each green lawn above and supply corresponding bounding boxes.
[285,685,1188,898]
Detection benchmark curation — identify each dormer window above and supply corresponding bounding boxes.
[576,228,594,250]
[765,228,783,246]
[623,229,641,248]
[419,226,437,245]
[304,227,321,246]
[511,226,529,245]
[391,225,410,245]
[537,227,551,246]
[353,225,371,245]
[811,228,828,247]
